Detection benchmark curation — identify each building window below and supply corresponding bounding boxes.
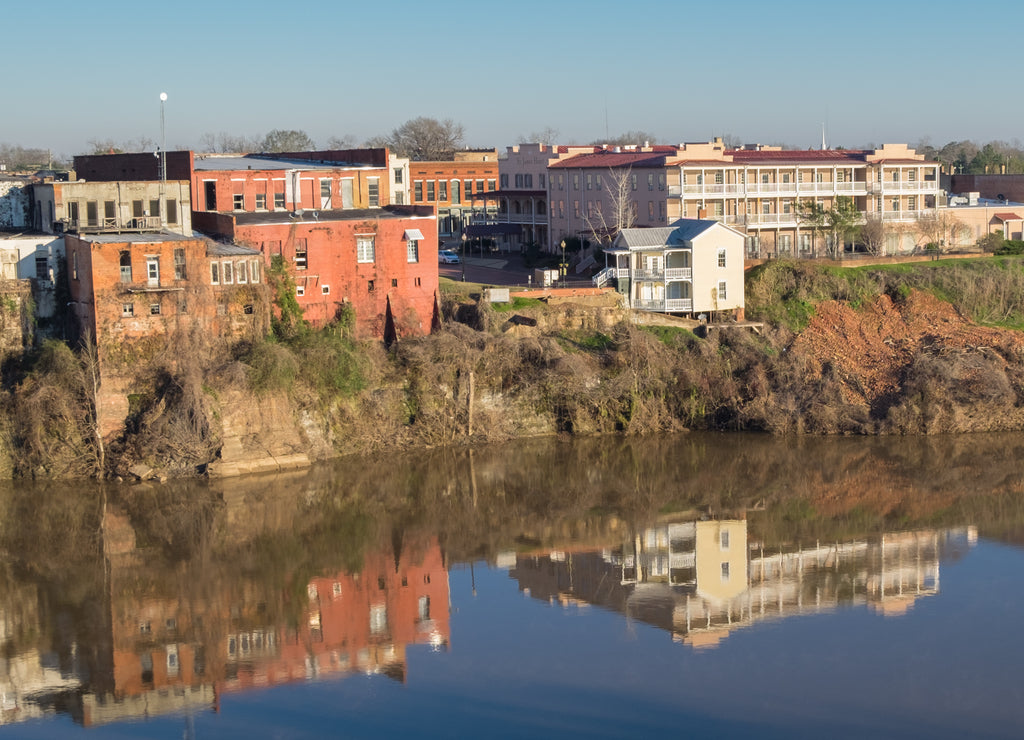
[464,179,473,196]
[908,170,917,182]
[426,180,435,201]
[718,281,727,300]
[515,173,524,188]
[501,173,509,188]
[780,234,792,252]
[391,278,398,287]
[658,202,665,221]
[761,173,770,184]
[407,239,419,263]
[414,276,422,287]
[122,303,134,317]
[648,201,654,218]
[357,236,375,263]
[658,174,665,191]
[573,200,580,218]
[210,262,220,284]
[762,202,771,215]
[146,257,159,285]
[72,251,78,280]
[524,174,532,188]
[586,174,592,190]
[367,279,374,292]
[174,248,186,280]
[782,173,791,183]
[487,178,495,191]
[320,179,332,207]
[783,200,792,214]
[296,285,305,297]
[369,605,387,635]
[648,173,654,190]
[721,531,730,549]
[721,562,730,581]
[166,200,178,224]
[595,174,601,190]
[713,202,723,217]
[414,181,423,201]
[539,173,546,188]
[150,303,161,316]
[451,180,461,205]
[233,193,244,210]
[717,249,726,268]
[394,168,403,184]
[418,595,430,621]
[295,239,307,270]
[255,193,266,210]
[908,196,917,211]
[120,251,132,282]
[631,174,637,190]
[368,178,380,207]
[438,180,447,201]
[236,260,248,284]
[222,261,233,284]
[322,285,330,295]
[715,172,724,185]
[274,191,285,209]
[800,234,811,252]
[250,259,261,283]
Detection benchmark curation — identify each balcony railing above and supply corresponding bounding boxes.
[871,181,940,193]
[880,209,934,222]
[681,181,869,197]
[664,267,692,280]
[67,216,163,233]
[633,298,693,312]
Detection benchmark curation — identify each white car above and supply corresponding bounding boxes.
[438,249,461,264]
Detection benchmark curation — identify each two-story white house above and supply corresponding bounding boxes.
[599,219,746,320]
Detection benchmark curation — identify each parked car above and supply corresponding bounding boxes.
[439,249,461,264]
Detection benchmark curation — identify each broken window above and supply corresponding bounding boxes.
[166,200,178,224]
[174,248,186,280]
[210,262,220,284]
[295,239,308,270]
[204,181,217,210]
[120,251,132,282]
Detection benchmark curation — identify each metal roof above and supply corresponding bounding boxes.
[206,242,261,257]
[192,155,356,172]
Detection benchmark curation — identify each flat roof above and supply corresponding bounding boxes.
[192,155,376,172]
[70,231,198,244]
[231,206,435,226]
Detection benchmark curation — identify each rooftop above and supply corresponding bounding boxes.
[231,206,435,226]
[192,154,376,172]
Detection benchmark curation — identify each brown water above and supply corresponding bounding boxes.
[0,431,1021,738]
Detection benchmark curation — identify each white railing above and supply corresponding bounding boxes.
[592,266,615,287]
[632,298,693,313]
[880,209,934,222]
[874,181,940,193]
[664,267,692,280]
[632,268,663,281]
[680,181,869,198]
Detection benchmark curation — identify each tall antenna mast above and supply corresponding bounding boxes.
[821,122,827,151]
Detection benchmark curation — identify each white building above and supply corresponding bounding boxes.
[600,219,746,319]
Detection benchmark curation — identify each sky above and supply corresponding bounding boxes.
[3,0,1020,158]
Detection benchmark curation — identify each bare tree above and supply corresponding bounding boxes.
[79,329,106,477]
[516,127,560,145]
[326,134,357,149]
[382,117,465,160]
[916,210,964,252]
[583,167,637,248]
[860,217,888,255]
[259,129,316,153]
[198,131,262,153]
[84,136,156,155]
[795,200,827,257]
[591,131,659,147]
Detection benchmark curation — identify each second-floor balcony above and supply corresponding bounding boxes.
[633,298,693,313]
[680,181,869,198]
[65,216,163,234]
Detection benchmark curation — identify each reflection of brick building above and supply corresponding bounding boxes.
[223,537,450,691]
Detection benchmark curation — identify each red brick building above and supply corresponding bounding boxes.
[66,232,270,435]
[193,206,438,340]
[408,151,500,238]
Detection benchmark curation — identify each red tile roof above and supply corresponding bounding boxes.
[994,212,1022,221]
[550,151,671,169]
[727,149,869,164]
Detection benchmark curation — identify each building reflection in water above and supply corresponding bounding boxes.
[511,519,977,649]
[0,503,451,729]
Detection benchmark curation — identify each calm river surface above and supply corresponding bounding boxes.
[0,432,1021,739]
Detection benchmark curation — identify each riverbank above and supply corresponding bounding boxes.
[4,256,1024,479]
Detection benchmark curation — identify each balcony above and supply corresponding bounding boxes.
[681,181,868,198]
[66,216,163,234]
[633,298,693,313]
[872,180,940,194]
[880,209,934,222]
[665,267,692,280]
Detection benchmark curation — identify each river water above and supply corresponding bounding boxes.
[0,432,1021,739]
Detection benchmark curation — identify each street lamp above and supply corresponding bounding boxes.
[559,240,567,285]
[460,231,467,282]
[159,92,167,229]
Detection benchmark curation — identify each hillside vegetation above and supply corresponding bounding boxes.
[4,256,1024,478]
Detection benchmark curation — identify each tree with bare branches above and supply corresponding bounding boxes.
[583,167,637,249]
[859,217,888,255]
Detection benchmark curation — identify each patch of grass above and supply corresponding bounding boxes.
[491,296,544,313]
[559,330,614,352]
[638,324,698,345]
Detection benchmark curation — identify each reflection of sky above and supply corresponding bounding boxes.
[6,541,1022,739]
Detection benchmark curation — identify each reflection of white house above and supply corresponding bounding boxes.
[597,219,746,319]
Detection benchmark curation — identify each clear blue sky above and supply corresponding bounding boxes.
[4,0,1018,156]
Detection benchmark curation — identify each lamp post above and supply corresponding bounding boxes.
[560,240,567,285]
[159,92,167,229]
[460,231,467,282]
